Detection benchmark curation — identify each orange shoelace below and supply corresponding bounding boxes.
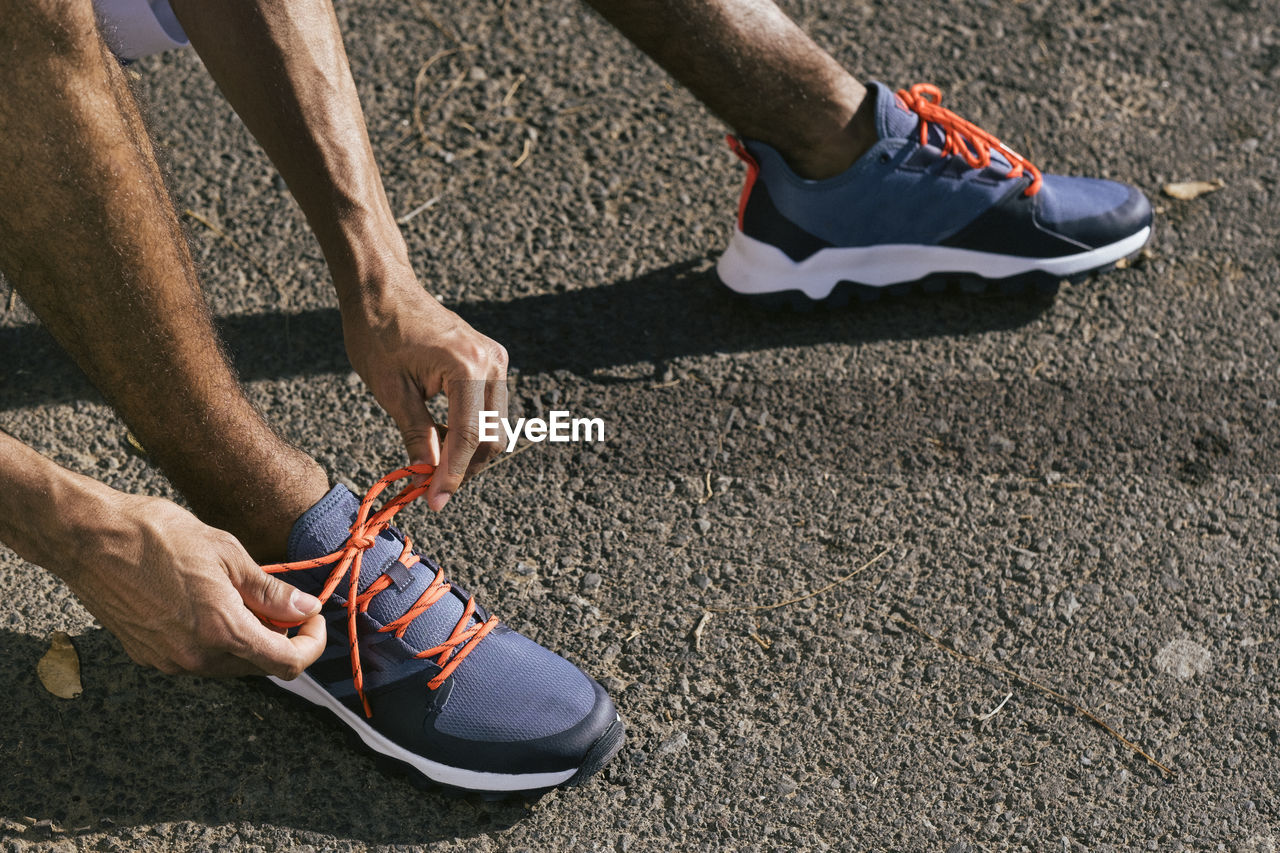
[896,83,1044,197]
[262,465,499,717]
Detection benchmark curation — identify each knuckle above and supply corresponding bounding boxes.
[456,337,507,375]
[192,612,237,653]
[216,530,244,553]
[457,342,489,373]
[399,425,437,445]
[211,530,248,565]
[278,661,305,681]
[173,648,207,674]
[452,423,482,449]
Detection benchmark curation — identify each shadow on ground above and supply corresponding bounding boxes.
[0,627,534,845]
[0,260,1052,409]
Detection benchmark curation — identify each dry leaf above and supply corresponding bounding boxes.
[1163,180,1223,201]
[124,431,146,456]
[37,631,82,699]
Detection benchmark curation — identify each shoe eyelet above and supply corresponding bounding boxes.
[879,153,891,165]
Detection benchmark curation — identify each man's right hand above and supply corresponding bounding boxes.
[62,492,326,679]
[341,277,509,511]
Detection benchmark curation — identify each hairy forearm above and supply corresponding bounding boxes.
[0,431,114,581]
[167,0,511,501]
[168,0,411,305]
[0,433,326,677]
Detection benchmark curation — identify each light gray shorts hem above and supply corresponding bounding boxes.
[93,0,189,61]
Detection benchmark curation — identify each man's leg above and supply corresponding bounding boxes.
[584,0,1152,305]
[583,0,876,179]
[0,0,327,560]
[0,3,625,794]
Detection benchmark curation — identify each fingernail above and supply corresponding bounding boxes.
[290,588,321,614]
[429,491,452,511]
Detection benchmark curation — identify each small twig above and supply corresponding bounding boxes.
[690,611,712,652]
[416,46,469,85]
[182,209,278,285]
[415,67,469,150]
[699,407,733,506]
[512,136,532,169]
[502,73,526,107]
[396,196,441,225]
[556,104,592,119]
[498,0,531,52]
[748,632,772,651]
[623,628,643,643]
[891,613,1174,777]
[406,48,474,149]
[976,691,1013,722]
[706,548,891,614]
[474,438,540,478]
[698,469,713,505]
[413,0,463,45]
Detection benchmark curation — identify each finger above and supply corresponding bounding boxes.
[226,545,321,624]
[389,391,443,469]
[178,652,274,679]
[470,373,508,474]
[228,610,327,679]
[428,378,486,511]
[482,342,510,468]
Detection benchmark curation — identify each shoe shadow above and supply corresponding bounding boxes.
[0,628,533,844]
[0,259,1051,409]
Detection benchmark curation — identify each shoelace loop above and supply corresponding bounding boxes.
[896,83,1044,197]
[263,465,499,718]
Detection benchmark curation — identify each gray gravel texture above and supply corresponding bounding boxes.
[2,0,1280,849]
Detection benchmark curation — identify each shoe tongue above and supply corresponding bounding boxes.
[285,483,470,653]
[870,80,923,141]
[868,80,1015,172]
[287,484,363,564]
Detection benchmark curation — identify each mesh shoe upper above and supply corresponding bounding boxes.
[737,81,1152,259]
[285,483,598,746]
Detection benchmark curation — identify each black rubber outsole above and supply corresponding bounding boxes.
[256,677,625,801]
[720,252,1142,312]
[566,717,627,787]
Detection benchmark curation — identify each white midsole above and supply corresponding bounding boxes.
[268,673,579,791]
[715,226,1152,299]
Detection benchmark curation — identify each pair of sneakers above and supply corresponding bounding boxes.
[263,82,1152,794]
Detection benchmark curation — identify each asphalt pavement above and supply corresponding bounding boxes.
[1,0,1279,849]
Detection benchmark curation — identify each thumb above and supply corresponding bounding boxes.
[229,557,321,624]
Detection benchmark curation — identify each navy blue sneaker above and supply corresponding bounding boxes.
[263,468,624,794]
[717,81,1153,307]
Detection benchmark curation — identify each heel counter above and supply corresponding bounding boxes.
[725,137,832,262]
[726,135,760,232]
